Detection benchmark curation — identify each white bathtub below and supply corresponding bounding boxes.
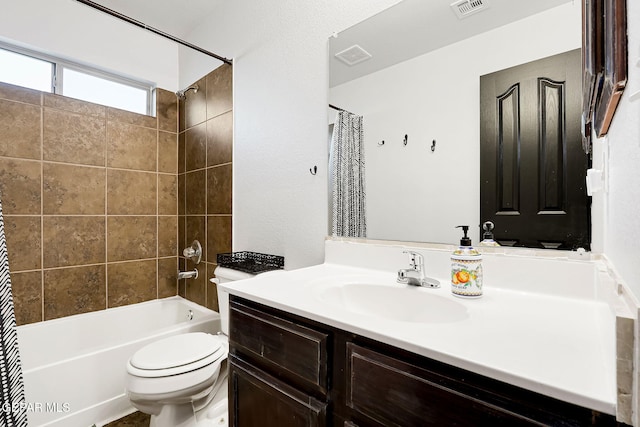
[16,296,221,427]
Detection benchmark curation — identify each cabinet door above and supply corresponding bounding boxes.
[346,343,541,427]
[229,355,327,427]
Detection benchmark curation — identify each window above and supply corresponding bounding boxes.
[0,48,53,92]
[0,42,154,115]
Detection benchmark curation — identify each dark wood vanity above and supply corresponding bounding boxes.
[228,295,621,427]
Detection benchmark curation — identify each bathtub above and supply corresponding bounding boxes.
[16,296,221,427]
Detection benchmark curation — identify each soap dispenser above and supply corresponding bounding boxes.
[451,225,483,298]
[478,221,500,247]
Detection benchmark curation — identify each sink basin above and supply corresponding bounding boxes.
[311,277,468,323]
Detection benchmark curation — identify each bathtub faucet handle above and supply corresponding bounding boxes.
[182,240,202,264]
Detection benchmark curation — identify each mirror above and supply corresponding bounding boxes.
[328,0,584,246]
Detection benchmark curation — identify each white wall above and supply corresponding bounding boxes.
[330,3,581,245]
[597,0,640,299]
[182,0,400,269]
[0,0,179,91]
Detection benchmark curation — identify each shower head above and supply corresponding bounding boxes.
[176,84,199,100]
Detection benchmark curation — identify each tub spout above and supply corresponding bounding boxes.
[178,268,198,280]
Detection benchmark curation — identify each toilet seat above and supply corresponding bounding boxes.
[127,333,227,378]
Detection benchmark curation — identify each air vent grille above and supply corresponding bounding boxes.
[335,45,372,66]
[451,0,489,19]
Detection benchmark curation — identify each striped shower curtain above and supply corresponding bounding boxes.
[0,199,27,427]
[329,111,367,238]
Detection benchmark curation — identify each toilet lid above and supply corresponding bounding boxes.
[130,332,224,371]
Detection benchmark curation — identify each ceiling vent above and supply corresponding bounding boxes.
[335,45,372,66]
[450,0,489,19]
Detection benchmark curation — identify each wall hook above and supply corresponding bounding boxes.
[431,140,436,152]
[403,134,408,146]
[378,140,385,146]
[310,165,317,175]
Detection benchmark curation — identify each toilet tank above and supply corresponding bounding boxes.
[212,267,256,335]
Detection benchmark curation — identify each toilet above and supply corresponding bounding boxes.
[124,267,255,427]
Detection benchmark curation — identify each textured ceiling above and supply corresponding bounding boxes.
[82,0,222,38]
[330,0,573,87]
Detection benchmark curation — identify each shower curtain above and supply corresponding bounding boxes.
[0,199,27,427]
[329,111,367,238]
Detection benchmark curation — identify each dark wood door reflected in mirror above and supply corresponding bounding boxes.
[480,50,591,250]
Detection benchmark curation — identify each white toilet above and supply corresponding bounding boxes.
[124,267,255,427]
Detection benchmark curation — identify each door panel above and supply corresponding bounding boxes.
[480,49,590,250]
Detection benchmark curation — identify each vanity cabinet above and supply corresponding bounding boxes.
[228,296,620,427]
[228,297,329,427]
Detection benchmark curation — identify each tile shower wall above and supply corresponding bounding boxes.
[0,81,179,325]
[178,64,233,311]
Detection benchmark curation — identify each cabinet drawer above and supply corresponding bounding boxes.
[229,355,327,427]
[229,299,329,394]
[346,343,539,427]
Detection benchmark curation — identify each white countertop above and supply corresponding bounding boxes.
[219,262,616,415]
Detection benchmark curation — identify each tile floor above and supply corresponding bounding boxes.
[103,411,150,427]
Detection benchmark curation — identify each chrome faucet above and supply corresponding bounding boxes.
[178,268,198,280]
[397,250,440,288]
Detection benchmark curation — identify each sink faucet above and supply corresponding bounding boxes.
[397,250,440,288]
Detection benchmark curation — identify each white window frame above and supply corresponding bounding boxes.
[0,41,155,116]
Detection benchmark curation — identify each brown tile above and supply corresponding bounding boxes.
[178,258,187,297]
[158,216,177,257]
[617,317,634,398]
[158,174,177,215]
[207,164,232,214]
[43,216,105,268]
[107,260,156,308]
[11,270,42,326]
[206,263,219,312]
[185,170,206,214]
[0,99,41,160]
[0,158,41,215]
[184,261,206,306]
[107,107,156,129]
[184,77,207,129]
[178,215,186,253]
[157,88,178,133]
[4,216,41,271]
[206,111,232,166]
[207,216,232,262]
[44,265,106,320]
[107,216,156,262]
[43,108,105,166]
[103,411,150,427]
[43,163,105,215]
[185,122,206,171]
[206,64,232,119]
[43,93,106,118]
[178,132,186,173]
[178,173,186,216]
[185,216,206,259]
[107,169,156,215]
[158,257,178,298]
[107,122,157,171]
[158,131,177,173]
[179,99,186,133]
[0,81,41,105]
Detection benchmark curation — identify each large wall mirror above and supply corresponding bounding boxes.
[328,0,587,247]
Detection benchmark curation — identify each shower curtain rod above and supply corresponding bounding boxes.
[73,0,232,65]
[329,104,355,114]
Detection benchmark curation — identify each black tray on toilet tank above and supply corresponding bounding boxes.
[216,252,284,274]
